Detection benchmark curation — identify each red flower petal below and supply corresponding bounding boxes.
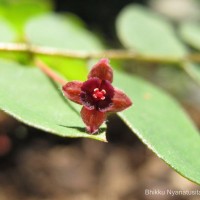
[100,80,114,99]
[62,81,83,104]
[80,92,96,110]
[108,88,132,112]
[88,58,113,82]
[81,107,106,134]
[81,77,101,93]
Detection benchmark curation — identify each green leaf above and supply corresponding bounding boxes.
[25,13,104,80]
[114,70,200,184]
[25,13,103,51]
[0,18,27,62]
[0,59,106,142]
[0,18,16,42]
[116,4,187,57]
[183,62,200,85]
[39,56,88,81]
[0,0,52,38]
[179,22,200,51]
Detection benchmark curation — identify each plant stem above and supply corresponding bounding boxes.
[1,42,200,64]
[35,59,67,85]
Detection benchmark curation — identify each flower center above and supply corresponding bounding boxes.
[92,88,106,100]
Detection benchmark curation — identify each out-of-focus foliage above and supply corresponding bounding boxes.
[25,13,104,80]
[25,13,104,51]
[149,0,200,22]
[0,0,52,38]
[0,18,15,42]
[116,5,187,57]
[183,63,200,86]
[180,22,200,51]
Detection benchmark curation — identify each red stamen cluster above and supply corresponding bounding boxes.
[93,88,106,100]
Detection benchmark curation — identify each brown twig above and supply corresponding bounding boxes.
[1,42,200,64]
[35,59,67,85]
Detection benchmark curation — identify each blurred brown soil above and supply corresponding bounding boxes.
[0,111,199,200]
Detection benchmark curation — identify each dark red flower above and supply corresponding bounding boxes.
[62,58,132,134]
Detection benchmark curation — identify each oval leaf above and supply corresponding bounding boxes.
[0,60,106,142]
[0,0,51,37]
[25,13,104,81]
[116,4,187,57]
[0,19,16,42]
[25,13,103,51]
[179,22,200,51]
[184,62,200,85]
[0,19,23,61]
[114,70,200,184]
